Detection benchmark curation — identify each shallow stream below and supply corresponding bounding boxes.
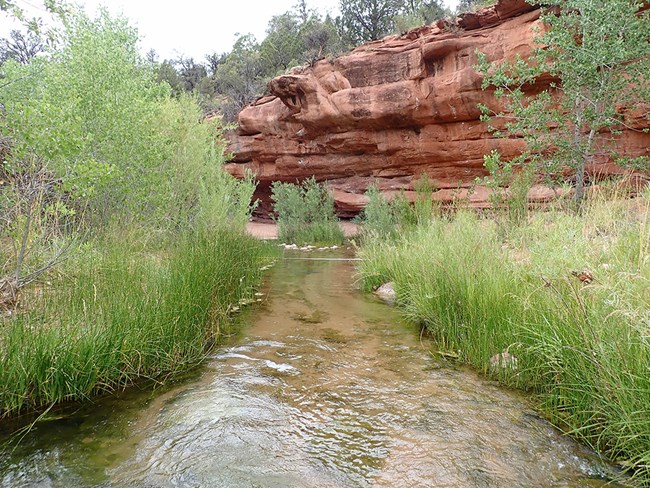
[0,249,621,487]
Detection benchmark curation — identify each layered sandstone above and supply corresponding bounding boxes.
[225,0,649,217]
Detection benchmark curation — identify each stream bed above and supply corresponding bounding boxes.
[0,249,622,487]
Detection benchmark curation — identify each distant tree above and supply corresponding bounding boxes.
[456,0,494,13]
[404,0,446,23]
[337,0,446,44]
[301,14,345,64]
[207,4,345,121]
[176,56,207,92]
[205,52,226,76]
[259,12,304,75]
[212,34,265,121]
[145,48,158,66]
[295,0,309,23]
[259,8,344,74]
[0,29,43,64]
[337,0,403,44]
[156,60,182,94]
[394,0,447,33]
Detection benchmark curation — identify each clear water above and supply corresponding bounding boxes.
[0,249,622,487]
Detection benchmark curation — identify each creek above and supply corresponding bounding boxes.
[0,249,621,487]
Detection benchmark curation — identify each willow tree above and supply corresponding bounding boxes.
[477,0,650,206]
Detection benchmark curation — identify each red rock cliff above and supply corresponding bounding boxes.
[225,0,649,217]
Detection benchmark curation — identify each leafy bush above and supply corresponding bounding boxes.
[0,6,266,417]
[271,177,344,245]
[358,176,436,240]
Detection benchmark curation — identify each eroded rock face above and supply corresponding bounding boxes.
[225,0,650,217]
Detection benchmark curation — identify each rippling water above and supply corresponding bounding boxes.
[0,249,622,487]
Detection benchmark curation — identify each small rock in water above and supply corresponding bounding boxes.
[374,282,396,305]
[489,351,518,371]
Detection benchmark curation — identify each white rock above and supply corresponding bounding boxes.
[374,282,396,305]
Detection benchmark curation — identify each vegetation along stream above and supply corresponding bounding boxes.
[0,249,623,487]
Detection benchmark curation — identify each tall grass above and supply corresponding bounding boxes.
[0,229,267,417]
[358,193,650,483]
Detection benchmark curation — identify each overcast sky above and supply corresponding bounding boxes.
[3,0,459,61]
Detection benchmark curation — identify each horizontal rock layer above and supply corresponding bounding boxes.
[225,0,649,217]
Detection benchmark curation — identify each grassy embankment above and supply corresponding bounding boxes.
[358,191,649,483]
[0,229,268,418]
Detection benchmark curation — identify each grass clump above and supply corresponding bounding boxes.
[0,229,267,417]
[271,177,344,245]
[357,193,650,483]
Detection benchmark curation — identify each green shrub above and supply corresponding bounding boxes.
[0,8,266,417]
[358,176,436,241]
[271,177,344,245]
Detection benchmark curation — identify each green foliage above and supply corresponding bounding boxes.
[0,0,69,40]
[211,34,266,121]
[337,0,403,44]
[337,0,447,43]
[271,177,344,245]
[0,4,267,420]
[358,196,650,482]
[476,0,650,207]
[210,9,345,121]
[481,149,534,226]
[456,0,496,13]
[0,8,258,300]
[261,10,345,72]
[1,9,256,232]
[1,10,172,220]
[394,0,448,33]
[358,185,401,240]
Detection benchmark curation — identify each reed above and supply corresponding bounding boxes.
[0,229,267,417]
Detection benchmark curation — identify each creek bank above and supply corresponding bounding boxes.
[357,198,650,484]
[0,249,623,487]
[246,220,359,239]
[0,230,269,420]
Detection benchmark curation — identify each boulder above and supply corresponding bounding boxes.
[374,282,396,305]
